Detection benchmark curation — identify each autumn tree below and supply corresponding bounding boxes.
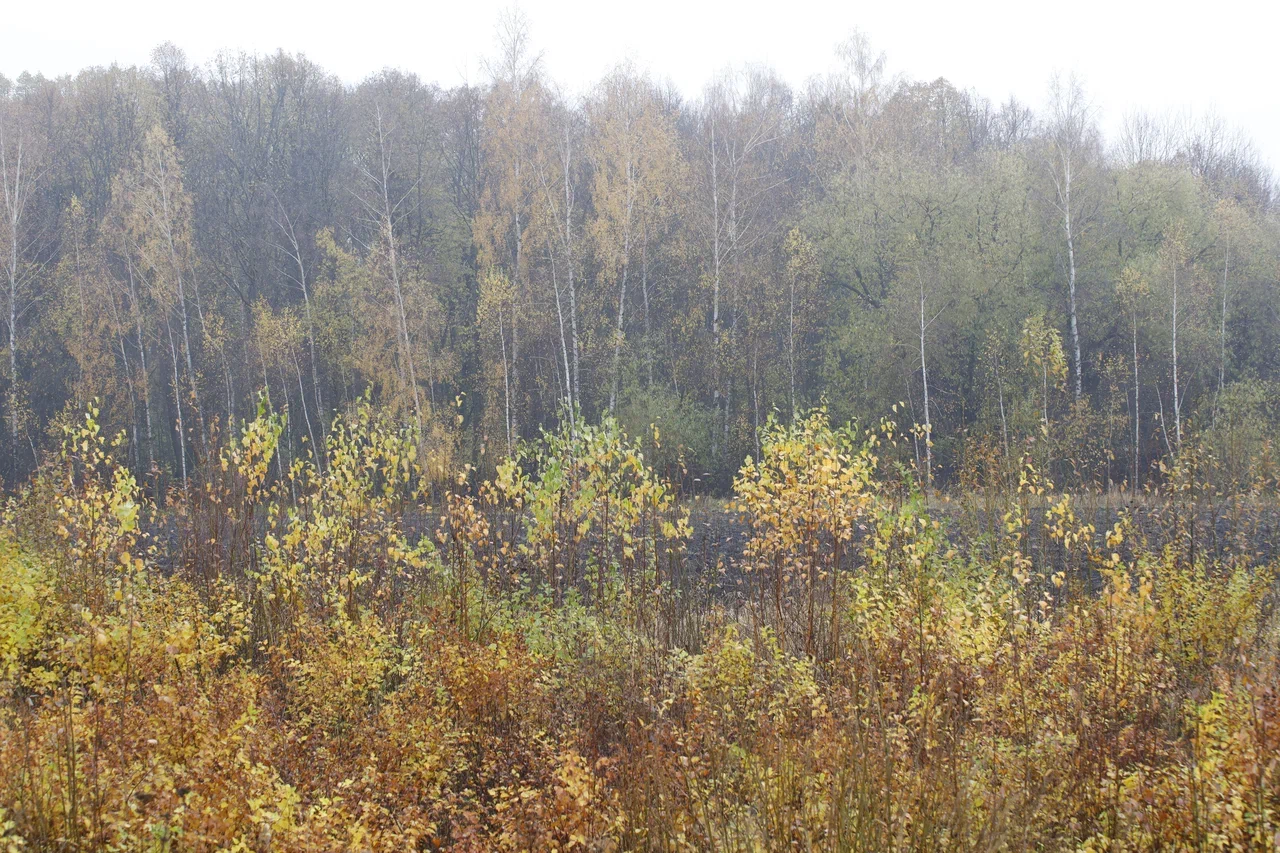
[1044,74,1100,403]
[586,65,684,414]
[0,91,45,469]
[115,125,205,486]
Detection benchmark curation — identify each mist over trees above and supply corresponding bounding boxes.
[2,17,1276,490]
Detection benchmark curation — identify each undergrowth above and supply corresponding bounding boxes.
[0,402,1277,850]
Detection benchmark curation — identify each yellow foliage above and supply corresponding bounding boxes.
[1,402,1278,850]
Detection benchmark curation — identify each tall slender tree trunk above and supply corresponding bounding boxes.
[279,205,325,443]
[709,116,722,457]
[374,109,425,438]
[165,316,187,489]
[1132,311,1141,494]
[223,359,233,434]
[919,277,933,488]
[1157,385,1174,457]
[1063,163,1083,402]
[70,221,87,403]
[1,126,26,454]
[497,300,512,457]
[724,156,740,458]
[1171,263,1181,450]
[157,171,204,448]
[609,166,634,414]
[995,358,1009,459]
[1065,232,1082,401]
[127,260,154,471]
[562,127,580,407]
[548,237,574,423]
[384,213,423,436]
[1043,361,1050,429]
[609,256,628,414]
[4,229,15,449]
[641,229,652,388]
[509,200,522,437]
[119,331,138,466]
[1215,237,1228,427]
[710,117,721,339]
[293,352,317,467]
[788,258,797,422]
[751,347,761,461]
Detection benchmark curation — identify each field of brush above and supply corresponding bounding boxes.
[1,404,1278,850]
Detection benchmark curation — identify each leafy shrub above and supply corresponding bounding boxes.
[0,401,1277,850]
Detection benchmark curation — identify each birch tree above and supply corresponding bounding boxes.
[587,66,682,414]
[1210,198,1251,426]
[1115,266,1150,491]
[1160,225,1191,451]
[531,90,581,419]
[694,68,792,457]
[271,198,324,438]
[117,125,204,485]
[475,9,545,444]
[354,104,426,437]
[0,101,43,463]
[1045,75,1099,402]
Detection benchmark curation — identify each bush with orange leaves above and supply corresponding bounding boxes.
[1,401,1278,850]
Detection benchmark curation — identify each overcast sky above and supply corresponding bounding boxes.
[6,0,1279,170]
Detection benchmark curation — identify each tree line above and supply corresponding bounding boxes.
[2,17,1277,490]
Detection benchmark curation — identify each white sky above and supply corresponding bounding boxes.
[6,0,1280,170]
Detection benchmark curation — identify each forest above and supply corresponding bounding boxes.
[1,14,1280,851]
[0,23,1276,490]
